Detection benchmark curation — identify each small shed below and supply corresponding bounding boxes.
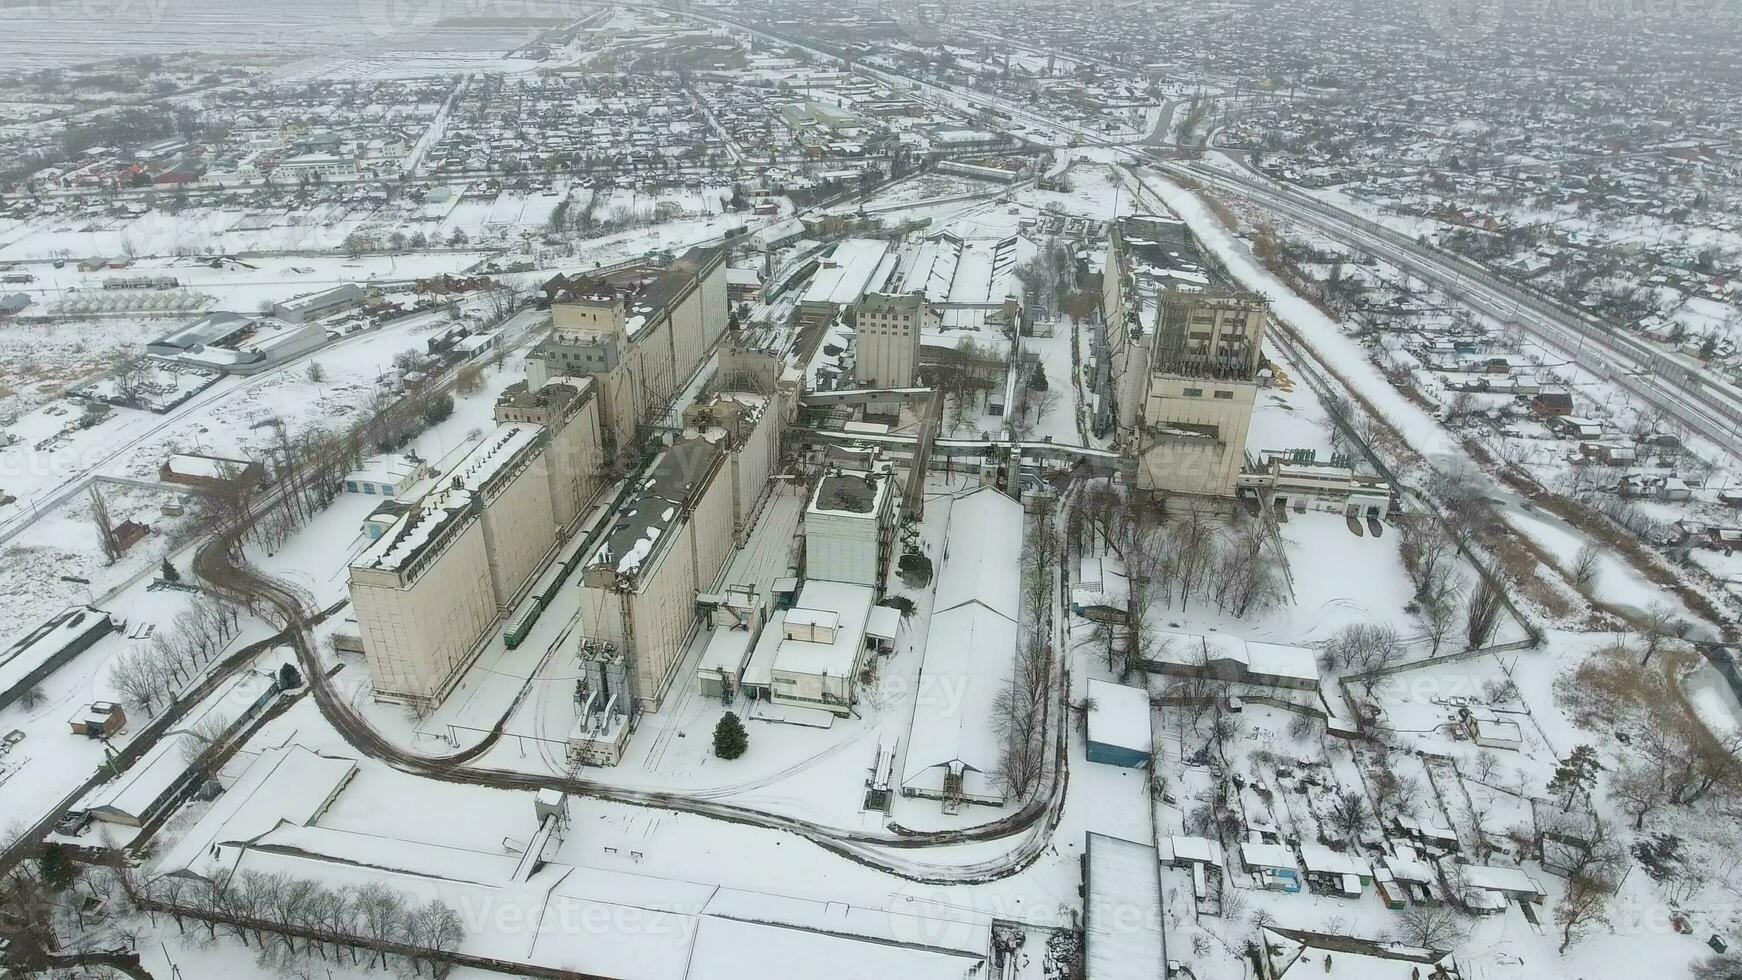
[1240,840,1301,892]
[69,701,126,738]
[1084,678,1152,768]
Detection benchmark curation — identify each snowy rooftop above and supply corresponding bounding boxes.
[80,731,198,822]
[450,424,543,496]
[1,606,113,697]
[352,488,476,575]
[901,487,1024,791]
[163,452,255,482]
[1085,678,1152,755]
[345,453,421,488]
[1298,843,1371,878]
[771,580,874,680]
[808,469,889,517]
[931,487,1023,622]
[155,744,358,881]
[697,626,755,677]
[588,436,724,583]
[1154,630,1320,684]
[898,232,1020,306]
[801,239,891,307]
[1084,833,1166,980]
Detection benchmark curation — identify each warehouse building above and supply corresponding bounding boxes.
[0,606,117,712]
[901,487,1023,810]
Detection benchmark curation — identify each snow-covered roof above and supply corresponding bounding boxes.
[1456,863,1545,898]
[588,436,724,583]
[156,744,358,880]
[1298,843,1371,878]
[1085,678,1152,755]
[81,731,198,821]
[163,452,255,482]
[450,424,543,495]
[345,453,421,488]
[1165,835,1223,865]
[901,488,1024,790]
[353,487,475,574]
[1084,833,1166,980]
[802,239,891,307]
[1155,630,1320,684]
[931,487,1023,621]
[771,581,873,680]
[1241,841,1298,871]
[0,606,113,697]
[698,626,755,677]
[865,605,900,641]
[901,601,1017,787]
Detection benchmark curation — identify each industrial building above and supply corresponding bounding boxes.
[901,486,1023,810]
[529,246,727,456]
[349,488,500,705]
[447,425,560,611]
[1101,216,1271,505]
[803,463,898,591]
[272,283,364,323]
[494,376,606,532]
[853,291,927,390]
[1102,217,1267,505]
[1083,833,1167,980]
[798,239,895,326]
[578,390,778,722]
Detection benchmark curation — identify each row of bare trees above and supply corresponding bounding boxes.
[205,370,459,562]
[993,503,1060,801]
[143,870,465,977]
[108,595,244,718]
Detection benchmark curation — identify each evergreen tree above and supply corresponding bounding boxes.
[1547,744,1603,810]
[38,843,77,891]
[277,662,303,690]
[713,711,748,760]
[159,557,180,582]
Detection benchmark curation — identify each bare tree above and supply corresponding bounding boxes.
[1419,573,1466,654]
[1555,868,1614,954]
[1570,543,1601,590]
[1326,789,1371,842]
[992,636,1052,800]
[109,350,152,407]
[1637,602,1688,667]
[1611,756,1672,830]
[1392,903,1467,949]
